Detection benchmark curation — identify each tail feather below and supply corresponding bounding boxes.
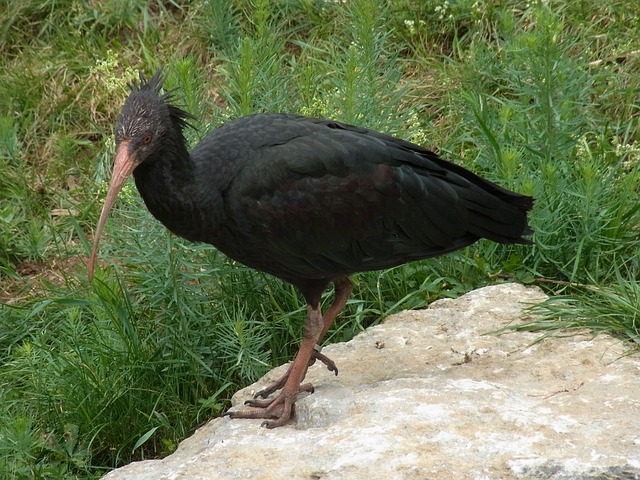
[464,189,534,244]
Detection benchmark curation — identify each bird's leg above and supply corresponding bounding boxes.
[250,343,338,402]
[225,276,352,428]
[253,276,353,400]
[306,276,353,373]
[225,304,325,428]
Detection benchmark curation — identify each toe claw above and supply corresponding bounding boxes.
[255,389,269,399]
[312,349,339,376]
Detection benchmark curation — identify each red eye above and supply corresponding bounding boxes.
[142,134,153,144]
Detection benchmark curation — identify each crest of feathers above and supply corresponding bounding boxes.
[131,68,196,132]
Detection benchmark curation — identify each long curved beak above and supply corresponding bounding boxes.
[88,140,137,281]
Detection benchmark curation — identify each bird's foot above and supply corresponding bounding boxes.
[253,346,337,400]
[308,344,339,375]
[224,304,344,429]
[223,383,315,429]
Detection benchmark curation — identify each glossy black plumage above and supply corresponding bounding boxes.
[135,109,531,300]
[89,70,533,427]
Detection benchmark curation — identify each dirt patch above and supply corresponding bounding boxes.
[0,256,85,304]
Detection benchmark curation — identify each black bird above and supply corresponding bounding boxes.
[89,69,533,428]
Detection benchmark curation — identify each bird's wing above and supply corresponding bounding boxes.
[220,115,527,280]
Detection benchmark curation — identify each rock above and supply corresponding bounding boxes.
[103,284,640,480]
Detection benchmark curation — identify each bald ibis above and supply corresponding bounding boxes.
[88,69,533,428]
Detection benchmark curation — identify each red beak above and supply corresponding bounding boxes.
[88,140,137,281]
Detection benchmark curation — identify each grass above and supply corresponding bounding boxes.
[1,0,639,477]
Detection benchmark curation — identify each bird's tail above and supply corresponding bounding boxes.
[463,182,534,245]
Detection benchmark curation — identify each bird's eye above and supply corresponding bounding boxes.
[142,134,153,145]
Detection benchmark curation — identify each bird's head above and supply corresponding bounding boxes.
[88,68,194,281]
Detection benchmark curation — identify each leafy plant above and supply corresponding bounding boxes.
[1,0,640,477]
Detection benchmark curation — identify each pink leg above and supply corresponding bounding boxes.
[225,276,353,428]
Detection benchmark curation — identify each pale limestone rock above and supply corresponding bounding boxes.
[103,283,640,480]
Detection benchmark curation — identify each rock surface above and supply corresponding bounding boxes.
[103,284,640,480]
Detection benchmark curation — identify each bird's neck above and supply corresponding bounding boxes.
[133,141,223,243]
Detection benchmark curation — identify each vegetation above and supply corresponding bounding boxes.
[1,0,639,477]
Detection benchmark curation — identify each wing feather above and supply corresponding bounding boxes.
[217,114,531,280]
